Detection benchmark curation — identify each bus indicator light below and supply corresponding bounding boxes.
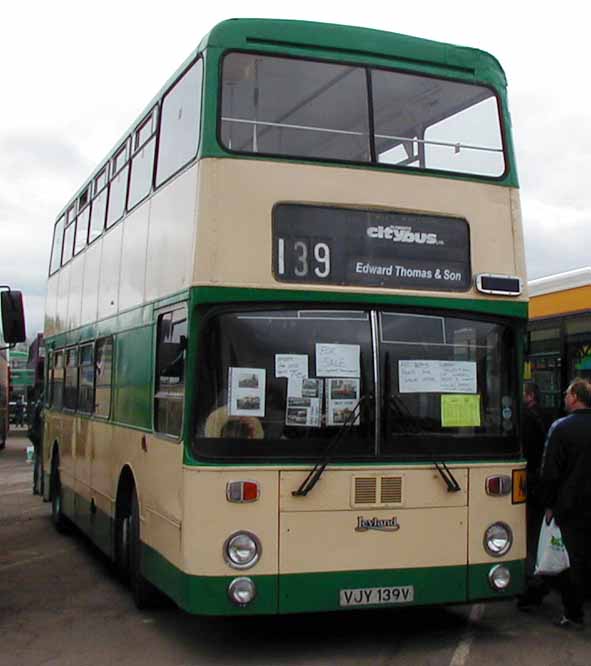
[226,480,260,503]
[485,475,511,497]
[512,469,527,504]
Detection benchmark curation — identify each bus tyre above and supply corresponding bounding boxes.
[129,487,161,609]
[50,460,69,534]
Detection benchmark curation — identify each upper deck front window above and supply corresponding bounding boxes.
[220,53,505,178]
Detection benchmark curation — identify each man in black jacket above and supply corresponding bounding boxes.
[539,378,591,630]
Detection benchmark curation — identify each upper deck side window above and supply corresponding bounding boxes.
[62,203,77,266]
[128,108,157,210]
[74,186,91,255]
[49,216,65,276]
[107,139,131,228]
[155,59,203,187]
[220,52,506,179]
[89,166,108,244]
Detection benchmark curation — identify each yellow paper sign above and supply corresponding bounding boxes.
[441,394,481,428]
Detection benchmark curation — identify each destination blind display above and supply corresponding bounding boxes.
[273,204,471,291]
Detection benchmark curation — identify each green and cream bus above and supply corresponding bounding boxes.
[43,18,527,615]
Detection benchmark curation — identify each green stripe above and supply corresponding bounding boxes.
[190,285,528,319]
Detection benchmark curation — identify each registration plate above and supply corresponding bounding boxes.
[339,585,414,607]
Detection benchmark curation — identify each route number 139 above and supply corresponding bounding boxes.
[277,238,331,280]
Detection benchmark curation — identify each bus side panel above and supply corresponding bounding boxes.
[89,419,115,557]
[73,416,92,533]
[145,164,199,304]
[140,433,184,574]
[45,411,75,518]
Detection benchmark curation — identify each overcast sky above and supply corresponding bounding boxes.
[2,0,589,338]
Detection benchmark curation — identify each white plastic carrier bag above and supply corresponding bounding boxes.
[534,517,570,576]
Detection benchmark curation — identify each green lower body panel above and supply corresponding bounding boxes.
[143,543,525,616]
[59,485,525,615]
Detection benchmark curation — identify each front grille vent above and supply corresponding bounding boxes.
[354,477,377,504]
[352,475,403,507]
[381,476,403,504]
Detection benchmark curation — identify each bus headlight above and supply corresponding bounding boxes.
[228,577,257,606]
[483,522,513,557]
[224,531,261,569]
[488,564,511,591]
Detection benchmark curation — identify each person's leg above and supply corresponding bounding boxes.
[558,524,585,623]
[32,441,40,494]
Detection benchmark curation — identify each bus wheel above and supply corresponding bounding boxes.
[129,487,161,609]
[50,458,69,534]
[115,507,131,582]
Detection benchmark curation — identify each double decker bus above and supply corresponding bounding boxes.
[43,19,527,615]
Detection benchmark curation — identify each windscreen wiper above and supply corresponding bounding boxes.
[434,461,461,492]
[292,396,366,497]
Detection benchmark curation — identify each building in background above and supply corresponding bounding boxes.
[527,267,591,421]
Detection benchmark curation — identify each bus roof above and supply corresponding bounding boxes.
[529,267,591,297]
[200,18,507,88]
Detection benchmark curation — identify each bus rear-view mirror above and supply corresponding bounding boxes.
[1,289,26,344]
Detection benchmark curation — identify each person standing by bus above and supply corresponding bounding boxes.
[517,381,549,608]
[28,393,44,495]
[15,396,25,428]
[538,378,591,630]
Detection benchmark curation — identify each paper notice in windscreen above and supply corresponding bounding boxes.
[399,360,477,394]
[316,344,360,378]
[228,367,266,417]
[286,378,323,427]
[326,378,360,426]
[275,354,308,379]
[441,394,481,427]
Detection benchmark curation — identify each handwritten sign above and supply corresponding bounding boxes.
[316,344,360,378]
[399,360,476,394]
[275,354,308,379]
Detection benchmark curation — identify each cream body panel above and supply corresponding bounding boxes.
[46,411,75,487]
[74,416,91,499]
[468,464,526,564]
[89,419,114,509]
[97,224,123,320]
[66,255,84,331]
[182,469,279,576]
[279,507,467,574]
[510,189,528,291]
[140,435,184,568]
[119,203,149,311]
[145,166,199,302]
[56,264,71,332]
[44,274,59,337]
[80,240,102,326]
[194,158,526,300]
[281,467,468,512]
